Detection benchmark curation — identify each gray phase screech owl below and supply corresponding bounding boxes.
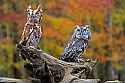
[60,25,91,62]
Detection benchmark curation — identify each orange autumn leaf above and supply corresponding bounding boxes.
[43,27,65,42]
[96,55,108,63]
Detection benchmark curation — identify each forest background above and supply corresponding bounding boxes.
[0,0,125,81]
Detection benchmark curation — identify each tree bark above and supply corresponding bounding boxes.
[17,43,98,83]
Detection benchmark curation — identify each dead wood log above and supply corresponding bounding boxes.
[17,42,97,83]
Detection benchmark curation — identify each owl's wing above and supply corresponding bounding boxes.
[21,27,28,41]
[24,25,42,47]
[21,23,33,41]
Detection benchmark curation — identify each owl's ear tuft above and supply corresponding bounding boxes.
[76,25,79,28]
[85,25,90,28]
[27,5,32,12]
[76,25,80,28]
[37,5,40,10]
[36,5,43,13]
[75,25,81,31]
[28,5,32,9]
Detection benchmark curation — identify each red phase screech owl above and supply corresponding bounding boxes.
[21,5,43,47]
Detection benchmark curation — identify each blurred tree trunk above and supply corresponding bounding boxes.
[104,60,115,80]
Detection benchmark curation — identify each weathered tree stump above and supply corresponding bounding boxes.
[16,42,98,83]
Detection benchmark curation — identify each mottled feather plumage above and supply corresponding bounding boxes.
[20,5,43,47]
[60,25,91,62]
